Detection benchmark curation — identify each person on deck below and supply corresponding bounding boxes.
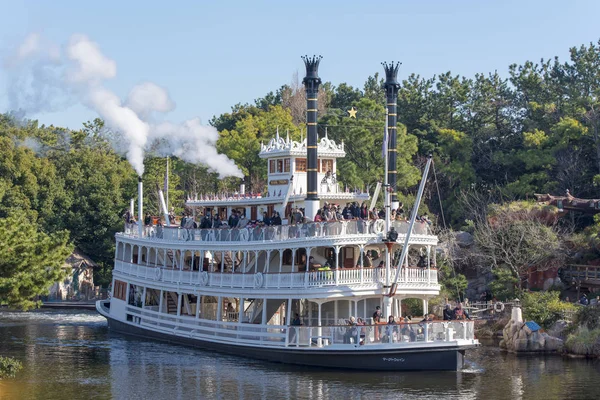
[290,313,302,344]
[384,315,397,343]
[453,303,471,320]
[372,306,382,342]
[443,304,454,321]
[271,212,282,226]
[343,317,358,344]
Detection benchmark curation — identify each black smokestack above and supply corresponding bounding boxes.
[382,61,401,207]
[302,55,322,210]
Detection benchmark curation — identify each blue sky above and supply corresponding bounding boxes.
[1,0,599,130]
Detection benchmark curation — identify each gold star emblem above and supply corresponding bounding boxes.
[347,107,357,118]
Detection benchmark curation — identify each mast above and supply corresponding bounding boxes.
[389,156,433,295]
[302,55,322,221]
[382,62,401,210]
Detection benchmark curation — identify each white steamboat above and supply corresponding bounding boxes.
[97,57,478,371]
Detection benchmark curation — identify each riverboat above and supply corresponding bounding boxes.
[96,57,478,371]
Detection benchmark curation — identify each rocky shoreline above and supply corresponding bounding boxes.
[475,307,600,358]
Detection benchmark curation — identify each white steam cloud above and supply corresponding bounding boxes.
[126,82,175,117]
[3,33,242,178]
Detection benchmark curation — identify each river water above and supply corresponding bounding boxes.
[0,310,598,400]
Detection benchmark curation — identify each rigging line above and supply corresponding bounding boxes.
[432,159,447,230]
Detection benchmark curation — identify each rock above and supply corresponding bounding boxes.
[501,319,563,353]
[530,331,545,351]
[514,338,529,352]
[454,231,474,247]
[547,320,569,340]
[517,327,528,341]
[544,336,564,352]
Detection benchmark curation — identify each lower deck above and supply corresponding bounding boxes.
[102,311,469,371]
[102,276,478,365]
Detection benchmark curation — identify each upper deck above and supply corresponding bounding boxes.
[119,219,437,250]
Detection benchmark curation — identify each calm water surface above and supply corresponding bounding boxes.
[0,309,598,400]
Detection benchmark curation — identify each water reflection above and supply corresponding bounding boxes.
[1,310,599,400]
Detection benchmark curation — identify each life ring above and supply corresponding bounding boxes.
[254,272,264,288]
[154,267,162,281]
[494,302,505,313]
[200,271,209,286]
[239,229,249,241]
[373,219,385,234]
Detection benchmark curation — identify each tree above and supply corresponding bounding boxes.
[472,202,564,288]
[48,137,136,270]
[216,105,301,192]
[0,214,72,310]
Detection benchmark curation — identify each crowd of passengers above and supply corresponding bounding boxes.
[123,201,432,230]
[338,303,471,344]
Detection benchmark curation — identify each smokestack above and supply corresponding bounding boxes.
[138,177,143,237]
[302,55,322,221]
[130,198,134,219]
[382,61,401,210]
[240,183,245,195]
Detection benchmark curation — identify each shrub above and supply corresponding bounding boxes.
[564,327,600,356]
[438,262,468,301]
[488,268,519,301]
[574,306,600,331]
[521,290,577,329]
[0,356,22,379]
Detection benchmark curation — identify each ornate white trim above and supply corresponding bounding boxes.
[259,134,345,158]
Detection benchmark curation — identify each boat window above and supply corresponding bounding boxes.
[113,280,127,301]
[277,159,283,173]
[269,160,276,174]
[284,158,290,172]
[322,159,333,173]
[296,158,306,172]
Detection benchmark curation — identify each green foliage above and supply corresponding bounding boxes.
[401,298,425,318]
[564,327,600,356]
[437,262,468,301]
[48,139,136,269]
[0,356,22,379]
[488,268,519,301]
[216,105,300,191]
[521,290,577,329]
[574,306,600,331]
[0,214,72,310]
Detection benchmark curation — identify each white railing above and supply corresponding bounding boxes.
[114,259,439,289]
[123,304,474,349]
[123,219,433,243]
[287,320,475,347]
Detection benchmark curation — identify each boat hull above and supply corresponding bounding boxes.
[103,313,469,371]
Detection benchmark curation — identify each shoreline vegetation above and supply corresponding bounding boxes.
[2,40,600,361]
[0,356,22,380]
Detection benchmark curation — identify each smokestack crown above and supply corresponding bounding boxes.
[138,176,143,182]
[382,61,401,87]
[302,55,323,84]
